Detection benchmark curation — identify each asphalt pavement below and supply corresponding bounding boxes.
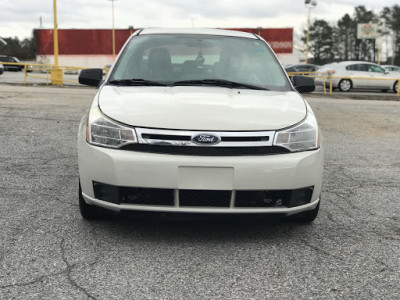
[1,85,400,299]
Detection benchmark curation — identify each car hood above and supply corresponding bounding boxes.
[98,85,307,131]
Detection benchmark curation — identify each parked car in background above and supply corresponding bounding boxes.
[0,63,4,75]
[26,64,35,73]
[0,55,23,71]
[103,64,112,75]
[382,65,400,73]
[77,28,323,223]
[318,61,399,93]
[285,64,319,73]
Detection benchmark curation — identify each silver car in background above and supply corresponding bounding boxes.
[319,61,399,93]
[382,65,400,73]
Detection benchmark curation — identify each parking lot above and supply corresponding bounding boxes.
[1,70,399,99]
[1,85,400,299]
[0,70,80,86]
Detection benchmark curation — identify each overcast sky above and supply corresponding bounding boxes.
[1,0,399,40]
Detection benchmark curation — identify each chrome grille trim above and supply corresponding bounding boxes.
[135,127,275,147]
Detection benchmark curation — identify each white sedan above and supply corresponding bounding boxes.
[77,28,323,223]
[319,61,399,93]
[382,65,400,73]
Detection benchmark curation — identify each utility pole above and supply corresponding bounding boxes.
[109,0,117,60]
[51,0,62,85]
[53,0,59,67]
[304,0,317,64]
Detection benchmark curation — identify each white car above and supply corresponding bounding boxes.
[382,65,400,73]
[77,28,323,222]
[319,61,399,93]
[0,63,4,75]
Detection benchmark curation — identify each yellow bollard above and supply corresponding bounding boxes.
[397,79,399,97]
[24,65,27,85]
[51,67,63,85]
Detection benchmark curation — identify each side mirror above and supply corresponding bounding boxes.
[292,75,315,93]
[79,68,103,87]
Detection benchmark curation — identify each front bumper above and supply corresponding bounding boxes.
[78,136,323,215]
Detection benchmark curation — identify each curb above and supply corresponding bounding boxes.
[306,92,400,101]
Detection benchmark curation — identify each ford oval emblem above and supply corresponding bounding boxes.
[192,134,221,145]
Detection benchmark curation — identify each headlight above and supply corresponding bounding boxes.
[87,105,137,148]
[273,112,320,152]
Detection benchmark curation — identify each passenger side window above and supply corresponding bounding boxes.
[346,64,366,71]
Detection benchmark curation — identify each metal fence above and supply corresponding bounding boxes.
[1,62,109,85]
[1,62,399,97]
[287,71,400,97]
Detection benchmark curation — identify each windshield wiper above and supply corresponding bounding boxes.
[108,79,168,86]
[173,79,269,90]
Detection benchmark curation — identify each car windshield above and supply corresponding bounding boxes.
[109,34,291,91]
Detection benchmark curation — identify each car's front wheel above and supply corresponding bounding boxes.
[79,182,101,220]
[290,201,320,223]
[394,81,399,94]
[339,79,352,92]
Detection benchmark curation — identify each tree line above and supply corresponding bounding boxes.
[302,5,400,66]
[0,36,35,60]
[1,6,399,65]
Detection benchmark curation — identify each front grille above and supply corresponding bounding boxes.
[133,127,282,156]
[235,187,313,208]
[120,144,290,156]
[141,134,190,141]
[93,181,174,206]
[221,136,269,142]
[93,182,313,209]
[235,190,290,207]
[120,187,174,206]
[179,190,231,207]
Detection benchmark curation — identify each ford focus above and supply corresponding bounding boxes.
[77,28,324,222]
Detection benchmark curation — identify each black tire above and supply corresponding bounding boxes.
[79,182,101,220]
[338,79,352,92]
[394,81,399,94]
[290,201,320,223]
[381,89,389,93]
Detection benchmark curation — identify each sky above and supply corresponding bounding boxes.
[0,0,399,40]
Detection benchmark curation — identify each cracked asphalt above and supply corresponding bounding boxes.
[1,85,400,300]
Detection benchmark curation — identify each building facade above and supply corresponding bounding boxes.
[34,28,298,67]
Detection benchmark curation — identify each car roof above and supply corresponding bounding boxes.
[293,63,318,67]
[139,28,258,39]
[335,61,381,66]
